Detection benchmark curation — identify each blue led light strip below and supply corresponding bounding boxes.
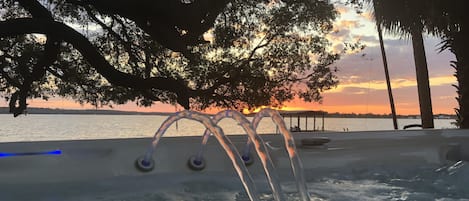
[0,150,62,158]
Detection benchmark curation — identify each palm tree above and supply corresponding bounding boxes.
[371,0,435,128]
[375,16,398,129]
[427,0,469,128]
[367,0,469,128]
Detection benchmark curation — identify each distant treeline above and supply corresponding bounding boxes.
[0,107,456,119]
[0,107,171,116]
[325,112,456,119]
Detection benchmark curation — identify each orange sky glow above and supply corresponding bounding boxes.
[0,3,458,116]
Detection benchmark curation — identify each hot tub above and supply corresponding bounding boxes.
[1,129,468,200]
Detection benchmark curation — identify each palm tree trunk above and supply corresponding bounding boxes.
[376,22,398,129]
[411,28,434,128]
[458,51,469,129]
[452,29,469,128]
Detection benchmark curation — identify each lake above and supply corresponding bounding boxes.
[0,114,457,143]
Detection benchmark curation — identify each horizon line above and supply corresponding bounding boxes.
[0,107,456,117]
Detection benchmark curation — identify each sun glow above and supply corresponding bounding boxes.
[242,105,315,115]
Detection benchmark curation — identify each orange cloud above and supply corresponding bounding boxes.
[336,20,361,29]
[335,5,350,15]
[327,75,456,94]
[359,11,374,21]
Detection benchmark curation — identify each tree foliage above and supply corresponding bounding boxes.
[1,0,353,116]
[347,0,469,128]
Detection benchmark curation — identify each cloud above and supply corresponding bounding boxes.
[336,20,363,30]
[334,35,456,84]
[354,35,378,44]
[359,11,374,21]
[328,75,455,94]
[335,5,350,15]
[285,78,456,115]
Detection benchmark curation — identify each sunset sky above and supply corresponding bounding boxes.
[0,3,458,115]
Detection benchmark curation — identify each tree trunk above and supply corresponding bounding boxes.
[411,29,434,128]
[458,51,469,129]
[376,22,398,130]
[453,28,469,128]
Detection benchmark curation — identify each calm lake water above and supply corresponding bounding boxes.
[0,114,457,142]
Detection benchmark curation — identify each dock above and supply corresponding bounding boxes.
[278,110,326,132]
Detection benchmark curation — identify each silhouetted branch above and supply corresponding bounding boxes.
[0,18,191,109]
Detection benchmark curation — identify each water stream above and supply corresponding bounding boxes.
[142,110,260,201]
[251,108,311,201]
[195,110,285,201]
[141,109,310,201]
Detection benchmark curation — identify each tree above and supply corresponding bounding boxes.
[1,0,351,117]
[367,0,435,128]
[374,0,436,128]
[428,0,469,128]
[349,0,469,128]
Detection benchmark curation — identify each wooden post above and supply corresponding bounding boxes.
[305,116,308,131]
[313,114,316,131]
[297,116,300,131]
[322,113,325,131]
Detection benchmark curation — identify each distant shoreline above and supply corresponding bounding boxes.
[0,107,456,119]
[0,107,172,116]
